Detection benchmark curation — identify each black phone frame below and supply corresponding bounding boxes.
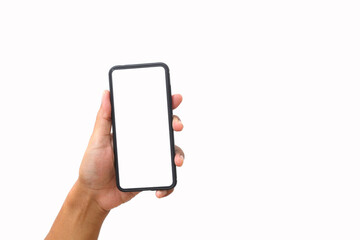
[109,62,177,192]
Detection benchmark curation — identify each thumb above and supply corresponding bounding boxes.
[92,90,112,138]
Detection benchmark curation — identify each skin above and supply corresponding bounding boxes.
[46,91,184,240]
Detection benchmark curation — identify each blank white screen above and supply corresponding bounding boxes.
[112,66,173,189]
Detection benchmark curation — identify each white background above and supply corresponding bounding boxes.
[0,1,359,239]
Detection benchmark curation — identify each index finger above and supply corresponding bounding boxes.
[172,94,183,109]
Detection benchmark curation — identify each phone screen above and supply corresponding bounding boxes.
[109,63,176,191]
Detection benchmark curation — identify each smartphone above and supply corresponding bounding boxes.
[109,62,176,192]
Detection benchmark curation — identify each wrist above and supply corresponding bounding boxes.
[46,181,109,240]
[68,180,110,218]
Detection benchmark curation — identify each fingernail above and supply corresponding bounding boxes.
[157,191,166,198]
[176,154,184,166]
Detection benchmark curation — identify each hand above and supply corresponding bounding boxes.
[78,90,184,211]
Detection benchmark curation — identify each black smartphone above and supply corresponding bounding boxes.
[109,62,176,192]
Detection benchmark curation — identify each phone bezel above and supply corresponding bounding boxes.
[108,62,177,192]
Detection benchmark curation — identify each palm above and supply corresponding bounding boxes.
[79,134,138,211]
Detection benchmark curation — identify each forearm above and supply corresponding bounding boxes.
[46,180,109,240]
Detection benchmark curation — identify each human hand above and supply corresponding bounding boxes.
[77,90,184,212]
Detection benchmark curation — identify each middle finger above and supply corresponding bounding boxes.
[172,115,183,131]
